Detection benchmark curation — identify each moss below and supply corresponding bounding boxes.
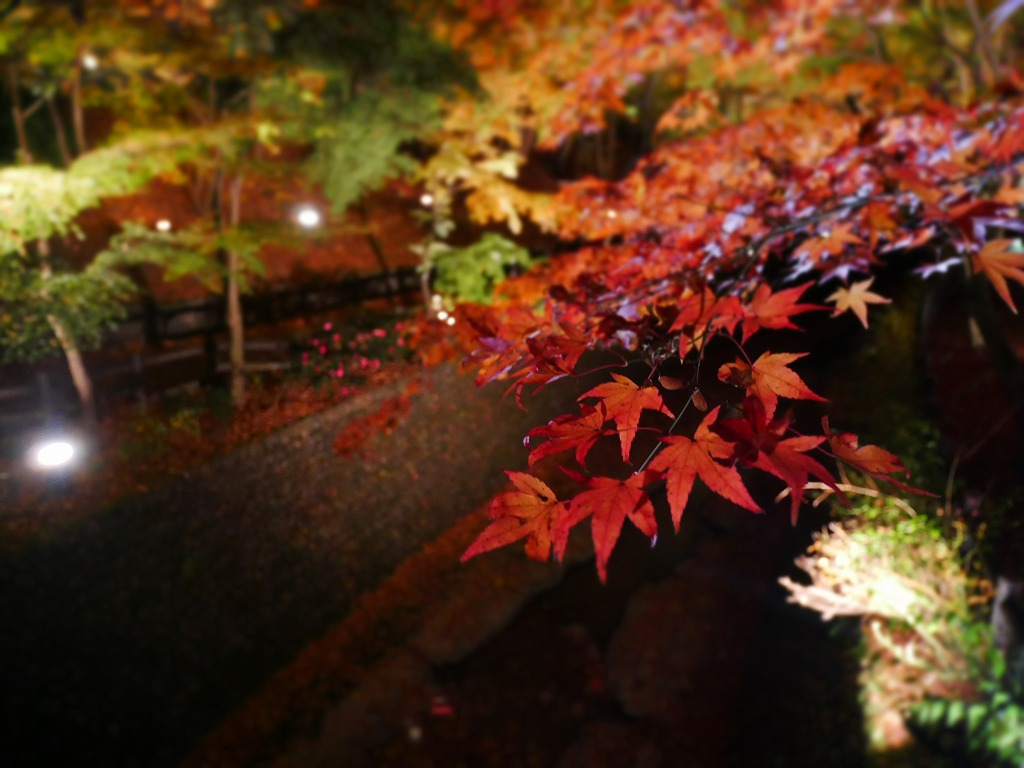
[826,282,947,496]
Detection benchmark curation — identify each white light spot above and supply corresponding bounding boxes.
[430,294,443,309]
[420,193,434,207]
[606,209,618,218]
[445,316,456,326]
[295,205,321,228]
[437,310,449,321]
[33,440,74,468]
[155,219,172,232]
[722,211,745,234]
[81,52,99,70]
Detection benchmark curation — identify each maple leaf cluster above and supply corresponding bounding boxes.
[463,281,915,581]
[454,0,1024,581]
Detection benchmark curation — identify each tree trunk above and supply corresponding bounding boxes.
[225,175,246,405]
[71,71,87,154]
[354,201,392,274]
[7,63,33,164]
[47,95,73,167]
[39,239,98,429]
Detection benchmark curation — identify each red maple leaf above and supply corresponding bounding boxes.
[755,435,838,524]
[718,351,826,419]
[462,472,567,563]
[526,319,589,377]
[715,397,838,523]
[741,282,820,342]
[669,286,743,356]
[714,396,790,464]
[649,407,760,530]
[555,471,657,583]
[527,403,610,469]
[579,373,673,462]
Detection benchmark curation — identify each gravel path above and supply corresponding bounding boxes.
[0,364,575,767]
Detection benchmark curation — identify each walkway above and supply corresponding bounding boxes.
[0,364,573,767]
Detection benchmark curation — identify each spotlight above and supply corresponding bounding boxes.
[295,205,321,228]
[28,438,77,471]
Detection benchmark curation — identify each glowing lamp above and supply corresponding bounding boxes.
[30,439,76,470]
[295,205,321,228]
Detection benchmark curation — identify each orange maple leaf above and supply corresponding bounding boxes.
[555,472,656,583]
[579,373,672,462]
[821,417,919,493]
[718,352,826,419]
[992,108,1024,163]
[649,407,760,530]
[827,277,891,328]
[972,239,1024,314]
[795,222,863,264]
[741,281,820,342]
[462,472,567,563]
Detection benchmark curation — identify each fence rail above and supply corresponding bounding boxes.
[107,267,421,347]
[0,267,423,444]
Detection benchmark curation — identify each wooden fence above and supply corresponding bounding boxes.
[0,267,422,442]
[108,267,421,347]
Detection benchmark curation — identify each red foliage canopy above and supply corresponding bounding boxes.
[457,0,1024,580]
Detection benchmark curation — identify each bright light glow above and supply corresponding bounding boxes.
[606,210,618,218]
[155,219,172,232]
[420,193,434,207]
[295,205,321,228]
[32,440,75,469]
[437,310,449,321]
[81,52,99,70]
[446,316,456,326]
[430,294,443,310]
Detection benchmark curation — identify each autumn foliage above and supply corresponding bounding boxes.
[454,0,1024,581]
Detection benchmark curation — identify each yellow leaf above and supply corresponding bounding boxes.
[827,277,891,328]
